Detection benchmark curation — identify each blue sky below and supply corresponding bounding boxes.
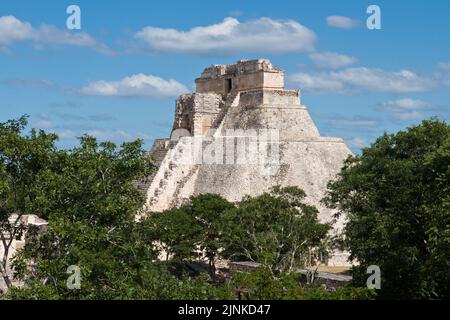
[1,0,449,153]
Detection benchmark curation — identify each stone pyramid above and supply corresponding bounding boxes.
[135,59,352,265]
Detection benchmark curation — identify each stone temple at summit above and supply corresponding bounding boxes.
[134,59,352,265]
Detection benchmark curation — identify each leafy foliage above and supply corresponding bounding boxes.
[144,208,202,261]
[146,187,331,275]
[6,116,446,300]
[145,194,235,277]
[221,186,331,272]
[0,116,57,288]
[324,119,450,299]
[228,267,376,300]
[1,117,157,298]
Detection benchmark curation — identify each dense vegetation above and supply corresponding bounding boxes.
[325,118,450,299]
[1,116,449,300]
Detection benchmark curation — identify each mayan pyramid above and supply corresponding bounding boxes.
[134,59,352,265]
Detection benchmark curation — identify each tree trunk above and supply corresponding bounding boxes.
[208,255,216,281]
[0,259,13,289]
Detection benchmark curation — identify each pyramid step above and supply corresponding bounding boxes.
[133,139,179,194]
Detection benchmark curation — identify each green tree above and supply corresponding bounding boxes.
[221,186,331,273]
[324,119,450,299]
[228,267,376,300]
[5,127,232,300]
[147,194,235,278]
[144,208,202,261]
[0,116,57,289]
[10,134,156,299]
[188,194,235,278]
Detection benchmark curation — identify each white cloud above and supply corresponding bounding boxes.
[444,79,450,87]
[58,129,77,140]
[308,52,358,69]
[346,137,368,149]
[32,114,151,144]
[290,73,343,92]
[289,67,436,94]
[134,17,316,55]
[437,62,450,87]
[328,119,378,127]
[42,126,149,143]
[80,74,188,97]
[57,128,139,141]
[383,98,429,111]
[84,129,131,140]
[326,16,360,29]
[0,15,112,54]
[392,111,424,121]
[438,62,450,71]
[34,120,53,130]
[0,15,33,44]
[382,98,430,121]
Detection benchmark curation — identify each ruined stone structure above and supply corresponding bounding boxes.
[0,214,48,292]
[134,59,352,266]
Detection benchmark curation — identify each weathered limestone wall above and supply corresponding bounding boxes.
[190,139,350,225]
[195,59,285,94]
[144,137,350,226]
[173,93,224,136]
[142,59,353,266]
[195,78,229,95]
[143,136,351,266]
[238,89,299,107]
[220,90,320,138]
[263,71,285,89]
[0,214,47,292]
[144,137,198,212]
[231,71,284,91]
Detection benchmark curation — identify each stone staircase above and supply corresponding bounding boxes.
[210,91,240,137]
[169,164,200,208]
[135,92,239,212]
[144,138,196,211]
[133,138,177,194]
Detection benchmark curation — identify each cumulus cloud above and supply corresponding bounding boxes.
[289,67,436,94]
[438,62,450,70]
[57,128,150,142]
[382,98,430,121]
[33,117,149,143]
[32,110,152,149]
[346,137,368,149]
[383,98,429,111]
[0,15,33,44]
[328,118,378,128]
[308,52,358,69]
[80,74,188,97]
[134,17,316,55]
[0,15,112,54]
[326,16,360,29]
[34,119,53,130]
[437,62,450,87]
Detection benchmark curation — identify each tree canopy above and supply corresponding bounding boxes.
[221,186,331,272]
[0,116,57,288]
[3,116,447,300]
[324,119,450,299]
